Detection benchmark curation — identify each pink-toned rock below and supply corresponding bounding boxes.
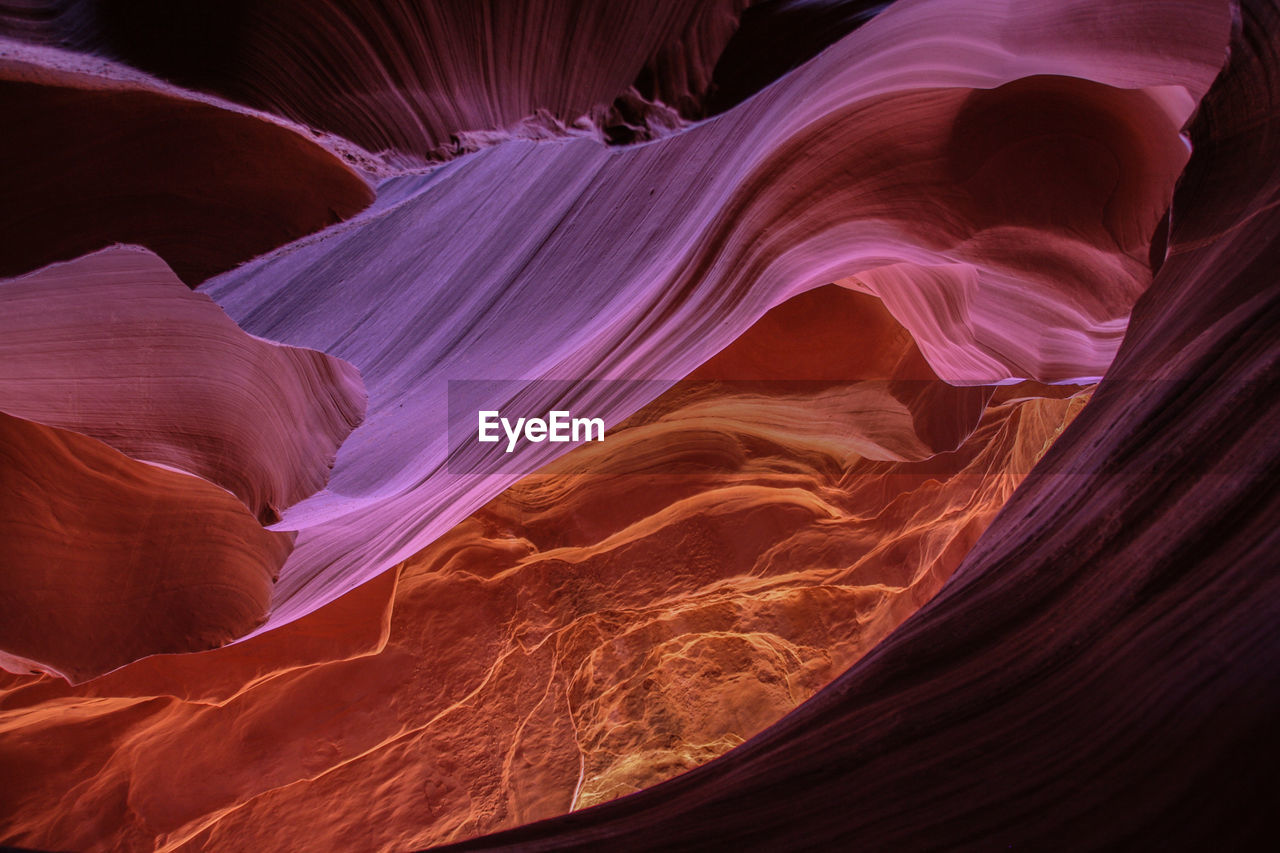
[0,410,290,683]
[0,246,366,527]
[0,47,374,283]
[201,0,1227,643]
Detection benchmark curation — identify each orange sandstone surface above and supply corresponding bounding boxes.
[0,285,1086,851]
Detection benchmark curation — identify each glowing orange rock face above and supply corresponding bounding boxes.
[2,0,1264,848]
[0,285,1086,850]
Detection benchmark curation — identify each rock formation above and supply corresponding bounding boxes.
[1,0,1274,850]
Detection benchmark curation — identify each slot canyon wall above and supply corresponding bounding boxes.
[0,0,1275,850]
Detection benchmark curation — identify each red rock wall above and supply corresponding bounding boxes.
[1,0,1273,850]
[442,1,1280,848]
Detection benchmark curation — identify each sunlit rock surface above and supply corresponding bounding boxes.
[198,0,1224,643]
[442,1,1280,849]
[2,0,1274,850]
[0,286,1087,849]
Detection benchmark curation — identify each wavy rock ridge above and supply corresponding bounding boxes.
[1,0,1273,850]
[0,0,756,158]
[0,246,365,681]
[443,0,1280,848]
[199,0,1227,648]
[0,285,1088,849]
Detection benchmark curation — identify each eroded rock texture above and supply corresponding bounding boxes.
[0,286,1088,849]
[1,0,1274,850]
[0,246,366,525]
[0,246,366,682]
[0,409,289,684]
[0,45,375,283]
[440,1,1280,849]
[0,0,758,158]
[198,0,1224,646]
